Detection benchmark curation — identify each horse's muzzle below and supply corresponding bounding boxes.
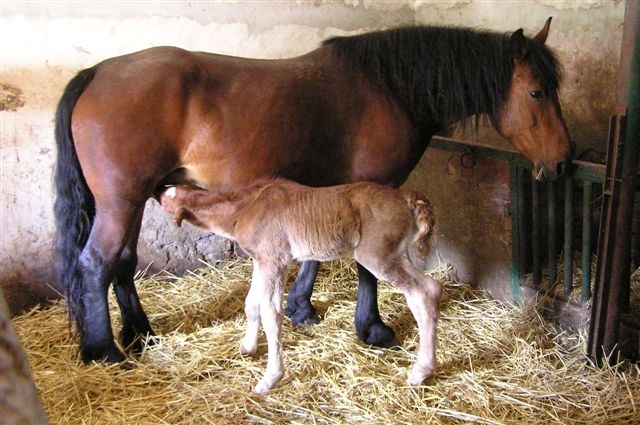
[533,159,571,182]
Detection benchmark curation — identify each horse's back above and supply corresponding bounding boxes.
[71,44,421,205]
[72,46,351,197]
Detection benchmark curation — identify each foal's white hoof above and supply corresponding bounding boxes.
[240,343,257,357]
[253,380,272,395]
[253,372,284,395]
[406,364,435,386]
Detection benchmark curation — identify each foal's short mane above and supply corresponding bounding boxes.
[325,26,562,131]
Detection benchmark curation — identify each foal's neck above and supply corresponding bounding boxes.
[183,178,280,236]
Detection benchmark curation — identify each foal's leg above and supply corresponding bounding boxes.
[244,260,287,394]
[355,263,398,347]
[240,263,263,356]
[358,257,440,384]
[402,274,440,385]
[112,208,155,354]
[285,260,320,326]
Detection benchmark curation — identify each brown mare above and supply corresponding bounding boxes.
[55,19,571,364]
[159,179,439,393]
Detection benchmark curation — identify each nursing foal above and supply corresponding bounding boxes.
[159,179,440,394]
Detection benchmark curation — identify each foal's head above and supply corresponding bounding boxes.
[492,18,572,181]
[159,185,217,229]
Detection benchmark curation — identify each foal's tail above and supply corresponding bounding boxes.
[402,190,436,261]
[54,67,97,329]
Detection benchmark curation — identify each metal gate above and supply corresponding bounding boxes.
[429,130,638,363]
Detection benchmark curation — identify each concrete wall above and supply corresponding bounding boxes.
[0,1,626,313]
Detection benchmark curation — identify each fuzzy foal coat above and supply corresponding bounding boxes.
[160,180,440,393]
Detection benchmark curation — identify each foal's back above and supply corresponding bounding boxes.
[234,181,417,262]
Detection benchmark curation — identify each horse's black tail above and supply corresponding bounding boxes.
[54,67,97,332]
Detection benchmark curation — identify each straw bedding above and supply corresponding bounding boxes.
[12,259,640,424]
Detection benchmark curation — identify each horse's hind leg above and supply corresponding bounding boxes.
[76,202,144,363]
[354,263,397,348]
[112,208,155,354]
[285,261,320,326]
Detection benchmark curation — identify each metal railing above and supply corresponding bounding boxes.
[429,136,605,305]
[509,160,605,304]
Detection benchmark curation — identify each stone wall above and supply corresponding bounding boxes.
[0,1,627,313]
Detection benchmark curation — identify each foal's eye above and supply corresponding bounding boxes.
[529,90,544,99]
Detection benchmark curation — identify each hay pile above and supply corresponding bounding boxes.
[13,259,640,424]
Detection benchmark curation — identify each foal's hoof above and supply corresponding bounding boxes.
[406,367,435,386]
[358,322,399,348]
[240,343,257,357]
[253,371,284,395]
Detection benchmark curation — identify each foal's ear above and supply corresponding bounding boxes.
[509,28,528,62]
[173,208,185,227]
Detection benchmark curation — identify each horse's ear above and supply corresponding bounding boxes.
[534,17,552,45]
[510,28,528,62]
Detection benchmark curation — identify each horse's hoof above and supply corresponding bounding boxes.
[120,327,156,354]
[359,322,398,348]
[285,304,320,328]
[81,344,126,364]
[120,333,158,355]
[119,360,137,370]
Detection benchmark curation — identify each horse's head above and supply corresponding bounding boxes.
[492,18,572,181]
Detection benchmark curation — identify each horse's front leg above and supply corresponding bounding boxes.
[355,263,398,347]
[284,260,320,326]
[112,208,155,354]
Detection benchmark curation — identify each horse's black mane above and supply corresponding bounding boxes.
[325,25,562,131]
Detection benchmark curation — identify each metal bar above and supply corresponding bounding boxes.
[430,136,523,164]
[547,180,558,288]
[429,137,605,181]
[509,162,524,303]
[573,160,606,183]
[531,180,542,287]
[581,181,593,303]
[518,167,531,279]
[589,114,622,364]
[563,176,574,297]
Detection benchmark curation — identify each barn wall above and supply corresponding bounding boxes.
[0,1,626,313]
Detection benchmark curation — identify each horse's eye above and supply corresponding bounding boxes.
[529,90,544,99]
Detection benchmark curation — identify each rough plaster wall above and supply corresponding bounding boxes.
[0,0,626,312]
[0,1,416,313]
